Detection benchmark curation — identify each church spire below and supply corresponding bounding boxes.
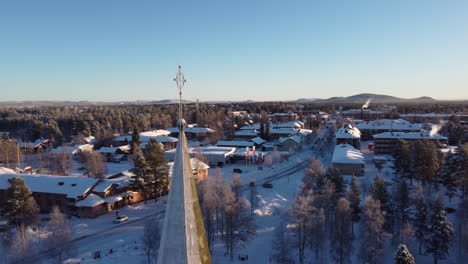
[157,66,211,264]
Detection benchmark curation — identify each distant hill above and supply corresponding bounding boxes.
[0,94,458,107]
[311,93,437,104]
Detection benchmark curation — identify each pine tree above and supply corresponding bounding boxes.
[394,179,410,240]
[394,244,415,264]
[327,167,345,198]
[144,139,169,198]
[439,146,467,200]
[425,198,455,264]
[414,188,429,255]
[132,146,151,198]
[359,196,386,264]
[331,197,354,264]
[394,140,412,182]
[371,176,393,232]
[4,177,39,226]
[130,128,141,155]
[347,176,361,233]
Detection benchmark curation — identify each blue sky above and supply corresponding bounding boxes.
[0,0,467,101]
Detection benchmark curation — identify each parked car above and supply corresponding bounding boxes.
[113,215,129,224]
[233,168,243,173]
[262,183,273,188]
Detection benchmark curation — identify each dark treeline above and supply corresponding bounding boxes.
[0,101,466,146]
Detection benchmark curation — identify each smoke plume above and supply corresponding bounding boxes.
[362,99,371,109]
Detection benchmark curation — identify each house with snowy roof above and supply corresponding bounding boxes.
[373,132,448,154]
[0,173,100,216]
[331,144,365,176]
[275,136,302,152]
[250,137,266,146]
[164,146,236,166]
[336,124,361,149]
[166,126,215,141]
[341,109,384,120]
[355,119,423,140]
[234,129,258,140]
[114,131,177,150]
[217,140,254,148]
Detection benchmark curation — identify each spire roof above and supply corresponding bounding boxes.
[157,119,211,264]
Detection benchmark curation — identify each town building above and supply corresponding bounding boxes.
[275,136,302,152]
[166,126,215,141]
[165,146,236,166]
[331,144,365,176]
[355,119,424,140]
[341,109,384,120]
[114,131,178,150]
[216,140,254,148]
[373,132,448,154]
[336,124,361,149]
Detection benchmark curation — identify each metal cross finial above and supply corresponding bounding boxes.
[174,65,186,121]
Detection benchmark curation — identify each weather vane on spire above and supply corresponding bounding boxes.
[174,65,186,121]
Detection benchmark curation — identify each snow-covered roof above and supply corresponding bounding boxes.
[269,128,297,135]
[166,127,215,134]
[272,121,303,129]
[373,132,447,140]
[92,181,115,193]
[250,137,266,145]
[296,129,313,136]
[115,135,177,143]
[400,113,454,118]
[0,174,99,198]
[332,144,365,164]
[217,141,254,147]
[84,136,96,144]
[240,124,261,130]
[50,146,77,154]
[139,130,171,137]
[76,144,94,151]
[336,124,361,139]
[118,145,131,152]
[99,147,119,153]
[75,194,106,207]
[356,120,423,131]
[0,167,16,174]
[234,130,258,136]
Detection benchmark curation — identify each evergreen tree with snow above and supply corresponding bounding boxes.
[359,196,386,264]
[144,139,169,198]
[347,176,361,233]
[394,140,413,182]
[132,145,151,198]
[394,179,410,240]
[425,198,455,264]
[371,176,393,232]
[327,167,345,198]
[4,177,39,226]
[439,150,461,201]
[394,244,415,264]
[331,197,354,264]
[130,127,141,155]
[414,186,429,255]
